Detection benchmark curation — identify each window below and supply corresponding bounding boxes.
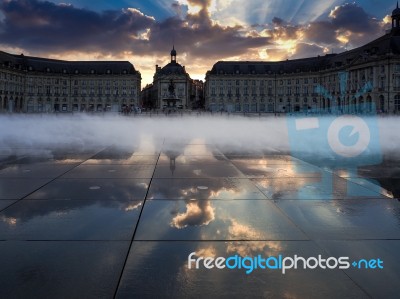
[395,95,400,111]
[380,77,385,90]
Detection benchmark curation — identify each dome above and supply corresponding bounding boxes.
[159,62,185,75]
[393,2,400,16]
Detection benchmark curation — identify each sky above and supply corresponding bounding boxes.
[0,0,396,86]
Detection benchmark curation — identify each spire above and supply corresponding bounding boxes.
[392,2,400,32]
[170,45,177,63]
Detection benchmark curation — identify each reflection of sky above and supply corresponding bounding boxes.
[0,199,144,240]
[171,200,215,229]
[136,199,307,241]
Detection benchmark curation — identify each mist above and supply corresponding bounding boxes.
[0,114,399,159]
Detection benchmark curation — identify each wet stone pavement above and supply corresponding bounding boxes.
[0,143,399,298]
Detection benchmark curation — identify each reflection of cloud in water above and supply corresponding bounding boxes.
[209,188,248,199]
[1,216,17,226]
[124,202,142,211]
[257,177,317,198]
[171,201,215,229]
[195,246,217,259]
[0,200,142,225]
[226,241,283,258]
[227,219,264,240]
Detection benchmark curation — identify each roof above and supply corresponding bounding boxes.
[208,31,400,76]
[157,61,186,76]
[0,51,139,75]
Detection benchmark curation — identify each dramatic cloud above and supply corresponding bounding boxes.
[0,0,268,58]
[329,3,379,33]
[291,43,327,59]
[305,21,337,45]
[0,0,155,53]
[0,0,393,84]
[303,3,387,48]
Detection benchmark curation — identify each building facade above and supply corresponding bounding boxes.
[0,52,141,113]
[142,47,204,110]
[205,7,400,114]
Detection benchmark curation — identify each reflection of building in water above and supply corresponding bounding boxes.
[164,150,181,175]
[0,51,141,113]
[141,47,204,110]
[205,4,400,114]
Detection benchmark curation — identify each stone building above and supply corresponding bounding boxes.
[205,5,400,114]
[0,52,141,113]
[143,47,204,110]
